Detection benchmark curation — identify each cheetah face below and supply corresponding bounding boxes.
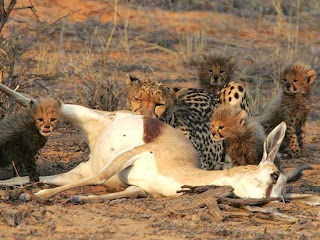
[198,54,236,92]
[207,63,230,87]
[126,77,176,119]
[30,97,61,137]
[210,123,226,141]
[210,105,247,141]
[281,65,316,94]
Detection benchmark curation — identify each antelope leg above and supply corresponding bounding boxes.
[71,186,148,204]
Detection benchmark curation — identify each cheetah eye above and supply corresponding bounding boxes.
[155,103,165,107]
[218,125,224,130]
[51,118,57,122]
[271,172,279,181]
[38,118,43,122]
[134,98,142,103]
[220,70,225,73]
[282,79,287,82]
[207,70,212,73]
[293,79,298,83]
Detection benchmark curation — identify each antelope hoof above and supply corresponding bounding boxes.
[72,195,84,204]
[19,192,33,202]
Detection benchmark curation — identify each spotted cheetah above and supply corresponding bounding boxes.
[126,76,251,170]
[126,76,226,170]
[198,53,236,94]
[197,53,251,116]
[125,76,177,125]
[259,63,317,158]
[211,105,265,167]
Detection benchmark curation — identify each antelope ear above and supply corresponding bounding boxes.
[260,122,286,165]
[306,69,316,85]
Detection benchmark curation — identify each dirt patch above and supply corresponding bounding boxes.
[0,1,319,239]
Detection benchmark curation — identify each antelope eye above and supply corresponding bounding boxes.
[38,118,43,122]
[271,172,279,181]
[282,79,287,82]
[218,125,224,130]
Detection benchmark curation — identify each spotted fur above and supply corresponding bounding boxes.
[126,77,228,170]
[259,63,317,157]
[126,76,252,169]
[219,81,252,116]
[198,53,236,94]
[0,97,61,181]
[211,105,265,166]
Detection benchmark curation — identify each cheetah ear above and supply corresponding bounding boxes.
[237,109,247,125]
[126,74,140,85]
[174,88,189,99]
[306,69,316,85]
[227,57,236,66]
[28,99,36,110]
[197,54,207,65]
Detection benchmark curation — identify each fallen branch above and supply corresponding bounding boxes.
[218,197,279,207]
[178,185,234,197]
[244,205,298,223]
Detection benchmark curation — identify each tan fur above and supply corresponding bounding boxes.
[0,96,61,181]
[198,53,236,94]
[259,63,316,158]
[0,83,289,201]
[126,76,177,122]
[211,105,266,166]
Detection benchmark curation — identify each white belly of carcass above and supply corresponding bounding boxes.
[119,152,184,197]
[89,114,146,173]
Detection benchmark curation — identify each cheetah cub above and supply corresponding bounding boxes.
[0,96,61,181]
[198,53,236,94]
[210,105,266,166]
[259,63,316,158]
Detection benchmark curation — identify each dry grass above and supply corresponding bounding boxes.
[0,0,319,113]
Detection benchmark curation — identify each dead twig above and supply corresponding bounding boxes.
[218,197,280,207]
[244,205,298,223]
[0,0,17,33]
[178,185,234,197]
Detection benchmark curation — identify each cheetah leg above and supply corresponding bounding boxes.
[285,125,302,158]
[71,186,148,204]
[296,124,309,157]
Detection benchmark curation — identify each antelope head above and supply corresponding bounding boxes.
[232,122,287,198]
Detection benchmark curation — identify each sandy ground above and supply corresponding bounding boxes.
[0,1,319,239]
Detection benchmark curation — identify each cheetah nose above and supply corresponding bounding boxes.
[214,76,219,81]
[285,83,291,89]
[44,125,50,129]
